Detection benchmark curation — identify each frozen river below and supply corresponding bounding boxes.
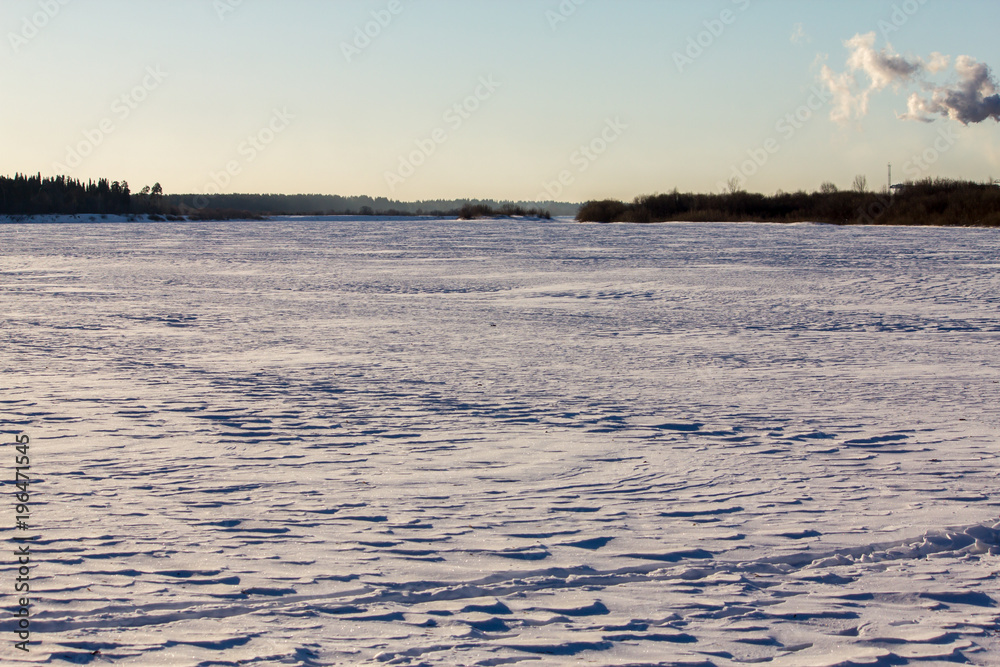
[2,218,999,665]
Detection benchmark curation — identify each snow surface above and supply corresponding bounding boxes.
[1,217,999,666]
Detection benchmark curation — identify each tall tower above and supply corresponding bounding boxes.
[888,163,892,191]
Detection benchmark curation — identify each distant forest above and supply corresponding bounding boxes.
[5,173,1000,226]
[163,194,570,218]
[578,179,1000,227]
[0,173,135,216]
[0,174,570,219]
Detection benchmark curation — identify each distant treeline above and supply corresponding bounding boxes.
[10,173,997,226]
[578,179,1000,227]
[0,173,133,215]
[163,193,571,218]
[0,174,573,220]
[457,203,551,220]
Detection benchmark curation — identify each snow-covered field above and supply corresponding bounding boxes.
[1,217,999,666]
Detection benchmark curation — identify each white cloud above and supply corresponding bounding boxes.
[821,33,1000,126]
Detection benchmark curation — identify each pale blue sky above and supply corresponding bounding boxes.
[3,0,999,201]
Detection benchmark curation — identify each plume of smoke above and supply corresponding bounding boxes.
[821,32,1000,126]
[821,33,924,124]
[821,66,864,125]
[901,56,1000,124]
[926,52,951,73]
[844,32,923,89]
